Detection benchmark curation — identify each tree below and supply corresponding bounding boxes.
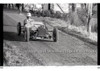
[71,4,75,12]
[86,4,93,34]
[16,4,23,13]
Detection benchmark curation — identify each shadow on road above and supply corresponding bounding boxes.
[3,24,17,27]
[58,27,97,46]
[31,39,54,42]
[3,31,25,42]
[3,31,54,42]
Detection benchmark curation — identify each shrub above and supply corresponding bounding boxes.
[42,10,51,17]
[55,11,62,18]
[61,13,68,21]
[49,10,55,18]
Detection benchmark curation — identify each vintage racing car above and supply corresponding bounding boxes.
[17,20,57,42]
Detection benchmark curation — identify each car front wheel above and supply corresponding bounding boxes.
[17,22,21,36]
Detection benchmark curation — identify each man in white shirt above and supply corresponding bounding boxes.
[24,13,37,31]
[24,12,44,31]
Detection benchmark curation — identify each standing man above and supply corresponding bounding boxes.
[16,4,22,14]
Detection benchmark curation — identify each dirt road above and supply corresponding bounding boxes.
[3,10,97,66]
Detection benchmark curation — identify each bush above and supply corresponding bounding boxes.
[77,8,88,26]
[90,18,97,33]
[93,24,97,32]
[55,11,62,18]
[30,9,68,22]
[49,10,55,17]
[42,10,51,17]
[36,10,42,17]
[30,10,42,17]
[61,13,68,21]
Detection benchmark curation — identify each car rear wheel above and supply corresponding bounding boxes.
[17,22,21,36]
[53,27,57,42]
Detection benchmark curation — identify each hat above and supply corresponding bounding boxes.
[27,13,31,17]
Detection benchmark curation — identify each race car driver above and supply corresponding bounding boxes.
[24,12,44,31]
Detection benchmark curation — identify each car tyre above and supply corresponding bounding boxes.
[17,22,21,36]
[53,27,57,42]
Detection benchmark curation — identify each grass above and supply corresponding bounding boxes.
[3,42,34,66]
[43,16,97,44]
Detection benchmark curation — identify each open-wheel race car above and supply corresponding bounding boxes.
[17,20,57,42]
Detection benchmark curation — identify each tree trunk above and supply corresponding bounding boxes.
[87,14,91,32]
[87,4,93,34]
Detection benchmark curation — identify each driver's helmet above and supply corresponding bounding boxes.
[26,13,31,17]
